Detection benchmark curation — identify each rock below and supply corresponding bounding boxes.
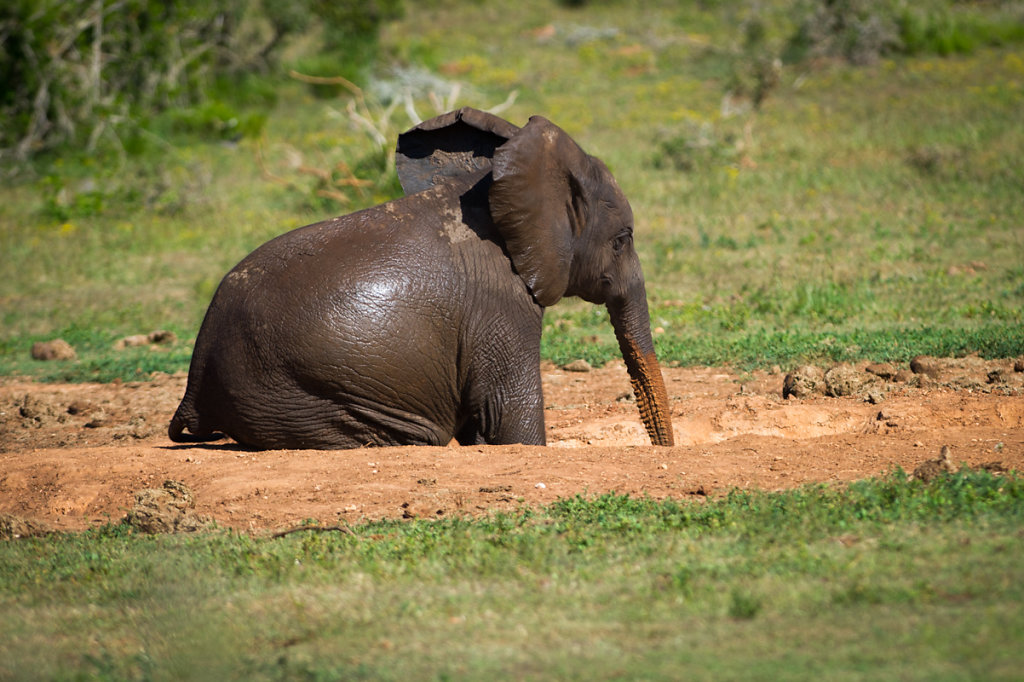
[893,369,914,383]
[866,390,886,405]
[113,330,178,350]
[910,355,940,378]
[865,362,898,381]
[31,339,76,361]
[824,364,880,398]
[66,400,93,416]
[782,365,824,399]
[16,394,60,427]
[911,445,956,483]
[563,359,592,372]
[1014,358,1024,373]
[146,330,177,344]
[401,501,444,519]
[123,480,211,534]
[113,334,150,350]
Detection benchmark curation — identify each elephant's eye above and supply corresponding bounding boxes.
[612,233,632,253]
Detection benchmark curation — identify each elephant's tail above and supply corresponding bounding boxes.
[168,405,224,443]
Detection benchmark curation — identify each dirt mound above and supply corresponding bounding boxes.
[0,357,1021,533]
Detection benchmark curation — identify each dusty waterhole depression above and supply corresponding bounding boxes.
[1,357,1021,533]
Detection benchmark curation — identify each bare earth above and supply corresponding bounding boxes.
[2,357,1022,533]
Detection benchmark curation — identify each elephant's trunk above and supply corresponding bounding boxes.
[607,289,675,447]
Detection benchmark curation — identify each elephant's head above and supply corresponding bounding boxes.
[396,109,674,446]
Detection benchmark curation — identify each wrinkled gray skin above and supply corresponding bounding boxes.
[169,108,674,449]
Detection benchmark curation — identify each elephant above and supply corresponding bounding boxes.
[168,107,674,449]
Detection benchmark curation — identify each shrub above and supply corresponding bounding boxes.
[0,0,404,162]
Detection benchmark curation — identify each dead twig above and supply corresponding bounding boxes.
[268,523,355,539]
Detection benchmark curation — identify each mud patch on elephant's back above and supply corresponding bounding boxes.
[437,205,475,244]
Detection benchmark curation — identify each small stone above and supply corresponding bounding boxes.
[865,362,898,381]
[31,339,76,361]
[534,482,547,489]
[113,335,149,350]
[893,369,914,383]
[912,445,956,482]
[66,400,92,416]
[866,391,885,405]
[910,355,940,378]
[146,330,177,345]
[563,359,592,372]
[1014,358,1024,373]
[113,330,177,351]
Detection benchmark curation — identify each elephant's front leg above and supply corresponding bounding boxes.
[459,342,546,446]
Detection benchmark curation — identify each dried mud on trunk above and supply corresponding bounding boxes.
[1,357,1021,533]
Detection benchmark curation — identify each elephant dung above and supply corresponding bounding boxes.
[113,329,178,350]
[123,480,211,534]
[782,365,824,399]
[31,339,76,361]
[824,364,882,398]
[0,514,55,540]
[563,359,593,373]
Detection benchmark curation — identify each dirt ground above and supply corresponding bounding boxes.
[1,356,1022,534]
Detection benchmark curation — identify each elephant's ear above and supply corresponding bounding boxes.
[490,116,588,307]
[395,107,520,194]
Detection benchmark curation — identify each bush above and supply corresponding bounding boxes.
[0,0,404,162]
[784,0,1024,66]
[784,0,902,65]
[0,0,250,160]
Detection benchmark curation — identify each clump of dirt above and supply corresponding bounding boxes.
[113,329,178,350]
[783,355,1024,401]
[0,513,56,540]
[782,365,824,399]
[0,373,182,452]
[123,480,212,534]
[911,445,957,482]
[823,363,883,399]
[30,339,76,361]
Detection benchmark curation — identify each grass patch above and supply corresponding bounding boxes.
[2,469,1022,679]
[2,0,1023,381]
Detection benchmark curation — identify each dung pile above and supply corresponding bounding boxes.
[123,480,212,534]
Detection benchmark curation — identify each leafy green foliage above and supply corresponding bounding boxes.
[0,0,405,160]
[784,0,1024,65]
[0,0,248,159]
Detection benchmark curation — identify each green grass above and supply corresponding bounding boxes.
[2,469,1022,679]
[1,0,1022,382]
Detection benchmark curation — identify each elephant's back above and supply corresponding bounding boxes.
[189,199,465,423]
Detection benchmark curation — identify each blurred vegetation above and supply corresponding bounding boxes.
[2,469,1023,677]
[0,0,402,160]
[1,0,1023,379]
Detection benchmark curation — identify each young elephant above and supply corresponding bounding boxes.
[169,108,674,449]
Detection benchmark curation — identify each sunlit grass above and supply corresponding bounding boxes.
[2,470,1022,679]
[1,0,1021,380]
